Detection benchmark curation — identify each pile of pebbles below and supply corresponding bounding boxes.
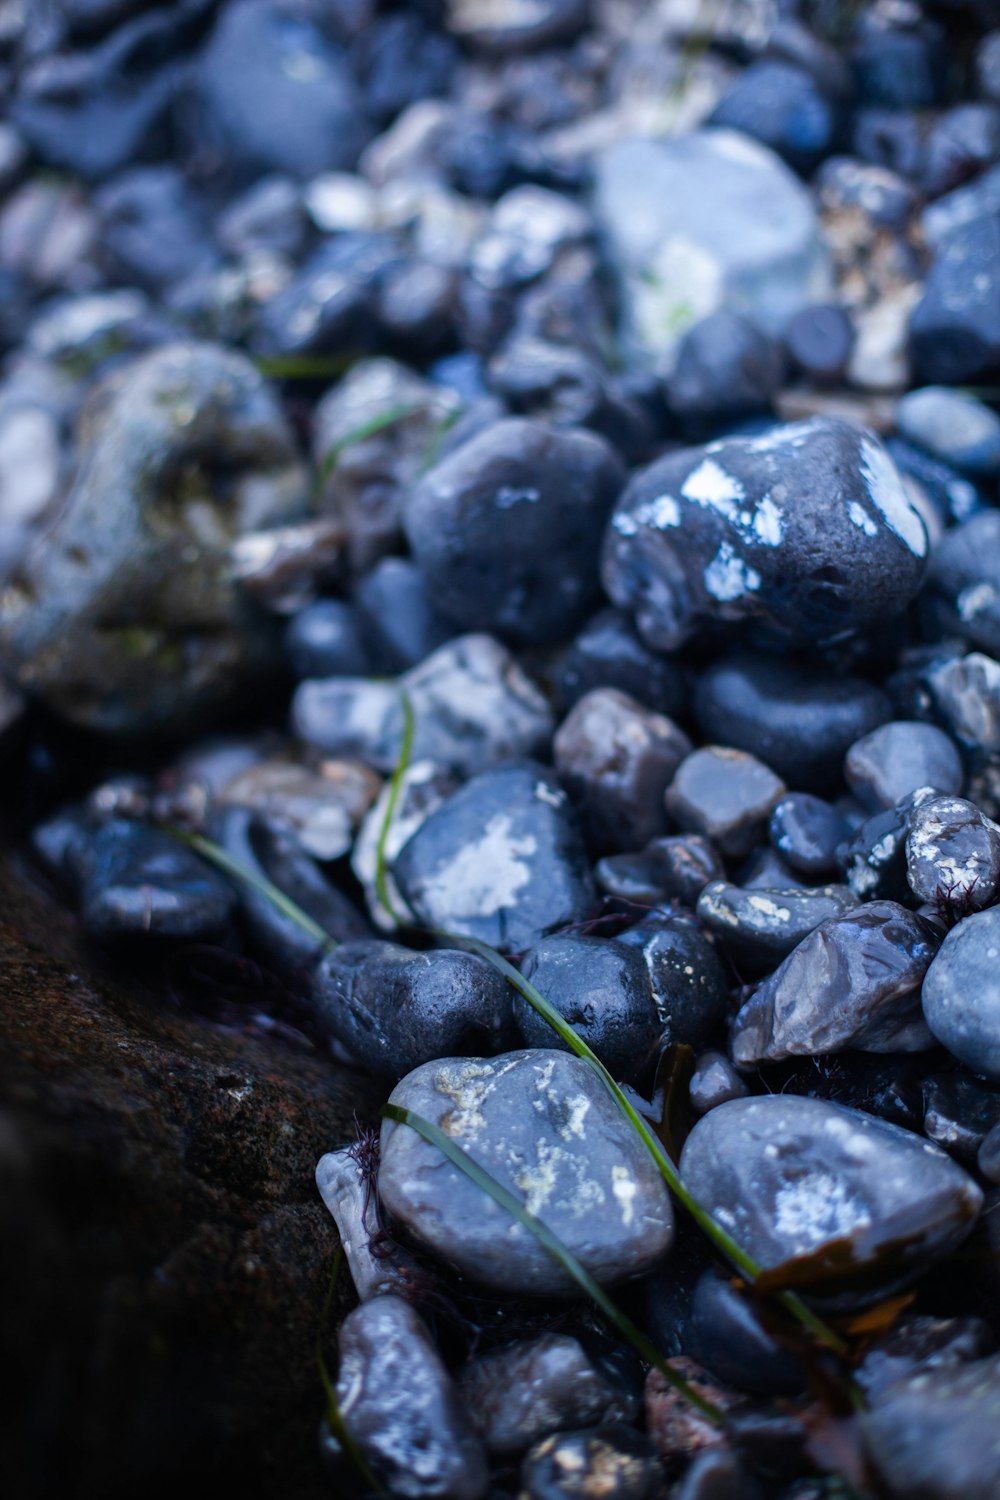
[6,0,1000,1496]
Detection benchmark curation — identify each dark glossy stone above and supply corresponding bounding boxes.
[926,511,1000,657]
[858,1314,995,1401]
[688,1270,804,1396]
[666,310,785,429]
[250,234,390,359]
[293,633,553,777]
[516,935,662,1087]
[838,804,912,903]
[922,1072,1000,1160]
[978,1119,1000,1182]
[313,939,514,1080]
[697,880,858,973]
[596,835,724,910]
[354,557,455,673]
[553,608,686,720]
[864,1355,1000,1500]
[520,1425,661,1500]
[923,907,1000,1081]
[379,1049,674,1295]
[731,900,939,1064]
[784,303,853,384]
[688,1050,748,1116]
[909,215,1000,384]
[845,721,963,811]
[404,418,625,647]
[616,912,730,1055]
[217,176,307,262]
[905,795,1000,910]
[666,746,786,859]
[693,650,891,791]
[192,0,372,183]
[393,762,594,954]
[680,1095,982,1301]
[95,168,214,294]
[709,61,837,174]
[77,818,235,944]
[554,688,691,854]
[458,1333,638,1459]
[602,417,926,650]
[284,599,373,681]
[335,1296,488,1500]
[769,793,849,879]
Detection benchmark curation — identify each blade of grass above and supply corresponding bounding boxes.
[313,403,420,505]
[168,827,336,953]
[381,1101,724,1425]
[316,1246,387,1498]
[255,354,358,380]
[374,689,416,921]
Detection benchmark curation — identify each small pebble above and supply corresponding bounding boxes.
[905,794,1000,910]
[769,792,849,879]
[922,907,1000,1081]
[666,746,786,859]
[844,720,964,811]
[520,1425,662,1500]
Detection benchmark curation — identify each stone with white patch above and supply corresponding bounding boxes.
[602,417,926,651]
[696,879,857,974]
[905,795,1000,911]
[680,1095,982,1304]
[923,907,1000,1082]
[378,1049,674,1295]
[393,761,594,952]
[730,900,940,1065]
[926,511,1000,659]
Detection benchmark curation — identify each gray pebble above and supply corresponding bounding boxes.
[864,1354,1000,1500]
[666,746,786,858]
[922,906,1000,1080]
[845,720,964,811]
[905,794,1000,910]
[696,880,858,973]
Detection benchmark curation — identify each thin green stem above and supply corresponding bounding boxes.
[382,1102,724,1425]
[374,689,416,921]
[316,1247,387,1497]
[312,403,420,504]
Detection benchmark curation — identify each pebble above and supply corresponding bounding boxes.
[666,310,785,429]
[688,1270,804,1396]
[688,1051,749,1117]
[315,1147,421,1303]
[922,907,1000,1082]
[351,758,459,931]
[730,900,939,1064]
[335,1295,488,1500]
[355,557,455,673]
[596,835,724,910]
[292,632,554,777]
[693,651,890,792]
[769,793,849,878]
[896,387,1000,476]
[709,61,837,175]
[217,757,380,863]
[284,599,373,682]
[0,342,305,734]
[909,215,1000,383]
[863,1355,1000,1500]
[76,819,236,944]
[926,511,1000,657]
[403,418,625,646]
[844,720,964,811]
[553,608,686,721]
[697,880,858,974]
[519,1425,662,1500]
[602,418,926,651]
[392,762,595,954]
[458,1332,638,1458]
[905,794,1000,911]
[922,1072,1000,1160]
[515,935,662,1087]
[857,1314,996,1401]
[592,131,831,369]
[680,1095,983,1299]
[666,746,786,859]
[312,940,514,1080]
[378,1049,674,1295]
[554,688,691,854]
[927,652,1000,755]
[783,303,853,384]
[616,913,730,1055]
[978,1119,1000,1182]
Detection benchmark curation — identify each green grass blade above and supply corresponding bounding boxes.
[167,826,337,953]
[316,1246,387,1497]
[374,689,416,923]
[313,403,419,504]
[381,1101,724,1425]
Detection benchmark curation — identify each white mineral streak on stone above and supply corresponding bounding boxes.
[860,436,927,557]
[752,494,784,545]
[611,1165,638,1227]
[633,493,681,529]
[559,1094,592,1142]
[534,780,566,808]
[613,512,639,536]
[773,1170,871,1252]
[703,541,761,601]
[748,894,792,921]
[848,499,879,536]
[420,812,536,917]
[958,582,1000,622]
[495,485,540,508]
[436,1056,520,1137]
[681,458,745,518]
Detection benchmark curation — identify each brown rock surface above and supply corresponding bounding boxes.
[0,849,379,1500]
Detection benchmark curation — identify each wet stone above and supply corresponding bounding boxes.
[689,1050,749,1117]
[921,1072,1000,1161]
[602,417,926,651]
[76,819,236,944]
[596,835,724,910]
[838,804,912,903]
[978,1119,1000,1183]
[922,906,1000,1082]
[926,511,1000,657]
[458,1332,639,1459]
[335,1295,489,1500]
[696,880,858,973]
[520,1425,662,1500]
[351,758,459,932]
[730,900,939,1064]
[857,1314,995,1402]
[863,1354,1000,1500]
[515,935,662,1088]
[666,746,786,859]
[392,762,595,954]
[216,757,380,863]
[553,607,686,721]
[666,310,785,430]
[896,387,1000,476]
[284,599,374,682]
[293,633,553,777]
[688,1270,804,1397]
[905,795,1000,911]
[404,417,625,647]
[616,912,730,1056]
[769,793,849,879]
[845,720,964,811]
[784,303,853,384]
[694,650,890,793]
[312,940,514,1081]
[927,652,1000,755]
[680,1095,983,1300]
[554,688,691,854]
[354,557,455,673]
[315,1147,422,1303]
[909,215,1000,384]
[378,1049,674,1295]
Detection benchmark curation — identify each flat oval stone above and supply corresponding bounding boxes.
[680,1095,982,1298]
[696,880,858,972]
[922,906,1000,1080]
[730,900,939,1064]
[379,1049,674,1296]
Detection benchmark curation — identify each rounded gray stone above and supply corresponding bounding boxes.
[922,906,1000,1080]
[379,1049,674,1296]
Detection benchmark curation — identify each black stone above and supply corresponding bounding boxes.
[864,1355,1000,1500]
[354,557,455,673]
[78,818,236,944]
[284,599,373,681]
[769,793,850,879]
[909,215,1000,384]
[709,61,837,174]
[596,835,724,910]
[905,795,1000,910]
[616,912,730,1055]
[697,880,858,973]
[552,608,686,720]
[666,310,785,429]
[688,1270,804,1396]
[688,1050,748,1116]
[926,511,1000,657]
[922,1072,1000,1161]
[838,804,913,904]
[784,303,853,384]
[95,167,215,294]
